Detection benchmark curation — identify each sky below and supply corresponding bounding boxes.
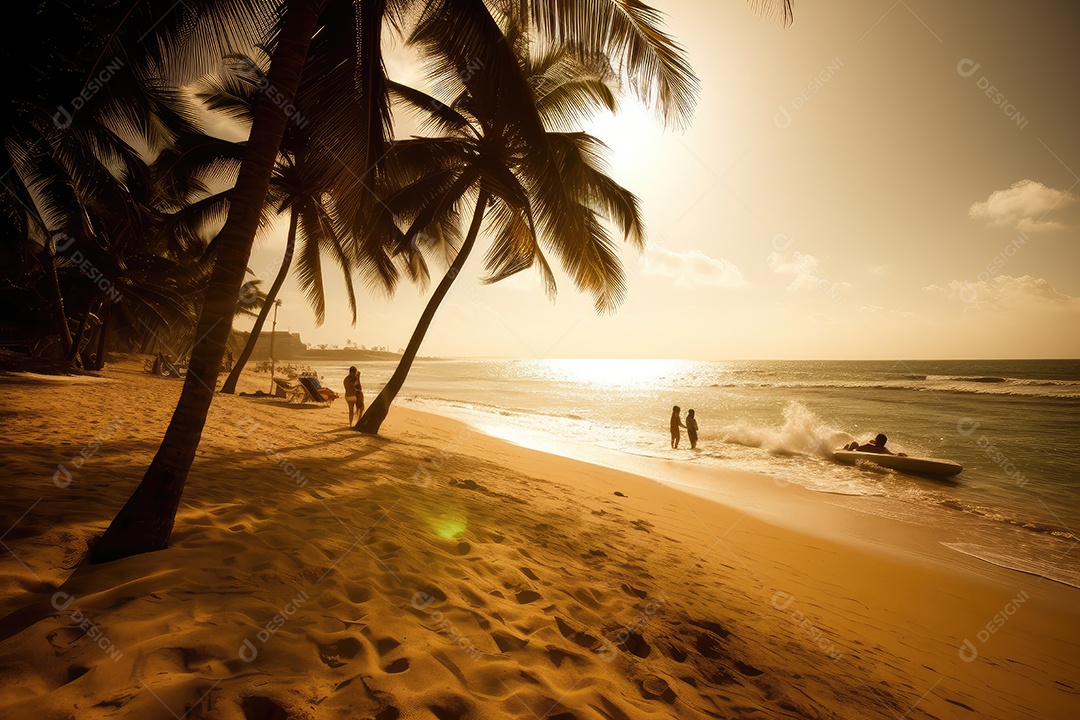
[240,0,1080,360]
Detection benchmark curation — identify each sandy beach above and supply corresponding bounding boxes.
[1,359,1078,719]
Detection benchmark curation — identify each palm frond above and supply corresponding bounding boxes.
[546,132,643,248]
[481,198,557,298]
[295,204,327,326]
[527,0,699,128]
[553,204,626,313]
[387,80,475,137]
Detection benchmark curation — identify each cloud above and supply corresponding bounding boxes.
[928,274,1078,309]
[969,179,1080,231]
[767,251,851,298]
[640,246,747,288]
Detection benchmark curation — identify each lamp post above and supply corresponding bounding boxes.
[268,298,282,394]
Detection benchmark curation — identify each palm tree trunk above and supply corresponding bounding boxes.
[39,241,73,358]
[220,208,299,393]
[91,0,323,564]
[91,301,110,370]
[67,297,97,363]
[356,190,490,434]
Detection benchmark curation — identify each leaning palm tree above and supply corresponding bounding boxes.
[91,0,329,562]
[94,0,709,562]
[356,22,644,433]
[203,55,393,395]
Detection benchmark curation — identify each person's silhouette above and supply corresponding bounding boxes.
[670,405,685,449]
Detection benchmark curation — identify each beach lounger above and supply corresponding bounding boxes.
[298,376,337,404]
[149,353,183,378]
[272,377,304,402]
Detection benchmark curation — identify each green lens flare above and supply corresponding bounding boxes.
[432,516,467,539]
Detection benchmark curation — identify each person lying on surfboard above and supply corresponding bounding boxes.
[843,433,907,456]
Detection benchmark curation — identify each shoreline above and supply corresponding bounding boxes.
[0,360,1077,718]
[399,395,1080,590]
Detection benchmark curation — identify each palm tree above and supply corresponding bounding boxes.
[91,0,327,562]
[205,55,397,395]
[2,0,275,361]
[356,23,644,433]
[94,0,709,562]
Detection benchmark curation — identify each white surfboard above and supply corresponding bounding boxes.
[833,450,963,478]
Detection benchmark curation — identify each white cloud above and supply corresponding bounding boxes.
[640,246,747,288]
[969,179,1080,231]
[767,251,851,298]
[928,274,1078,309]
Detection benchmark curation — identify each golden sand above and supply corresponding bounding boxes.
[0,360,1077,719]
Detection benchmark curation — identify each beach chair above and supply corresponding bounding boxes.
[299,376,338,404]
[272,377,304,402]
[149,353,183,378]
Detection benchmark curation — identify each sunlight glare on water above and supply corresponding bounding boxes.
[520,358,697,388]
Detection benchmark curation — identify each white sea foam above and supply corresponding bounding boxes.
[943,542,1080,589]
[715,400,852,458]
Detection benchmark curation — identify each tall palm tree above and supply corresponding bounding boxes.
[94,0,709,562]
[356,22,644,433]
[205,54,398,395]
[91,0,327,562]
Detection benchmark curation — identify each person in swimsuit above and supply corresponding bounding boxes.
[670,405,685,449]
[344,366,364,424]
[686,409,698,449]
[844,433,906,456]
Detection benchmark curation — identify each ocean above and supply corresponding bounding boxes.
[310,358,1080,588]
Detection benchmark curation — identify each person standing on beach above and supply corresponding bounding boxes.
[686,409,698,449]
[344,366,364,424]
[670,405,685,449]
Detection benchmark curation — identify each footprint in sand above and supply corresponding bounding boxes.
[427,693,476,720]
[64,666,90,685]
[345,583,372,603]
[490,631,529,652]
[515,589,542,604]
[734,659,764,676]
[665,643,688,662]
[317,637,364,668]
[374,636,401,656]
[555,617,601,650]
[417,584,448,603]
[241,695,289,720]
[639,674,677,704]
[618,631,651,659]
[384,657,409,673]
[546,645,584,669]
[689,618,731,639]
[694,631,727,660]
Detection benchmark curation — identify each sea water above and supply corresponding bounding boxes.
[313,358,1080,588]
